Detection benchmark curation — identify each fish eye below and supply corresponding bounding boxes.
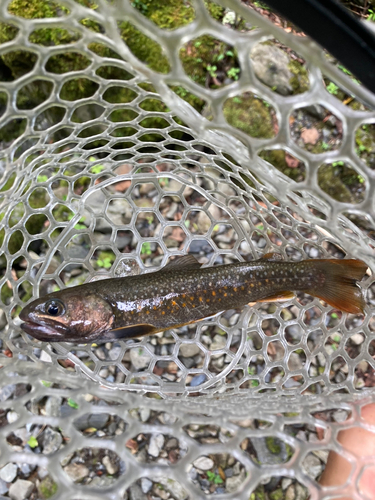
[45,299,65,317]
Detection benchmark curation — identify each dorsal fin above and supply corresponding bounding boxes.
[261,252,284,262]
[161,255,201,272]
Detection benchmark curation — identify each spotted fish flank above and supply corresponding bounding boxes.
[19,254,367,343]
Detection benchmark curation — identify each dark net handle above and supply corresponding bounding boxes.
[265,0,375,95]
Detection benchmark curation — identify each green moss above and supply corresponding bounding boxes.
[119,21,170,74]
[180,35,226,87]
[132,0,195,29]
[205,0,225,21]
[259,149,306,182]
[223,93,275,138]
[269,488,283,500]
[6,0,68,18]
[288,59,310,94]
[318,163,365,204]
[355,123,375,169]
[265,436,281,454]
[38,476,58,499]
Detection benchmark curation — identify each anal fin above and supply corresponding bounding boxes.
[257,291,295,303]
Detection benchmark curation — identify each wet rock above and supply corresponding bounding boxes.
[74,412,109,431]
[0,463,17,483]
[303,453,322,478]
[8,479,34,500]
[148,434,164,457]
[139,408,150,423]
[42,428,62,455]
[210,334,226,351]
[0,479,8,495]
[90,476,117,487]
[129,483,147,500]
[193,456,214,471]
[140,478,152,493]
[226,469,246,493]
[19,464,34,476]
[179,343,201,357]
[130,347,153,371]
[102,455,118,475]
[190,374,206,387]
[64,463,89,483]
[45,396,62,417]
[6,411,18,424]
[158,477,188,500]
[0,384,15,402]
[251,43,293,96]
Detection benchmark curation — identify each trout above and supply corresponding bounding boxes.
[19,254,367,343]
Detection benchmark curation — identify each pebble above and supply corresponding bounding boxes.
[0,463,17,483]
[8,479,34,500]
[42,427,63,455]
[193,456,214,471]
[0,384,15,402]
[190,374,207,387]
[74,411,109,431]
[226,470,245,493]
[109,346,122,360]
[158,477,188,500]
[102,455,118,475]
[350,333,364,345]
[129,483,147,500]
[64,463,90,482]
[303,453,322,478]
[19,464,34,476]
[140,478,153,493]
[179,343,201,358]
[0,479,8,495]
[130,347,153,370]
[210,334,226,351]
[148,434,164,457]
[45,396,62,417]
[139,408,150,423]
[6,411,18,424]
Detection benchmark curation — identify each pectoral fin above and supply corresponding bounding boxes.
[105,323,158,339]
[257,291,295,303]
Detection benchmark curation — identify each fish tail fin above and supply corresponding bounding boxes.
[304,259,367,314]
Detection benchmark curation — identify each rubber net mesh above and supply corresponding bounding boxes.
[0,0,375,498]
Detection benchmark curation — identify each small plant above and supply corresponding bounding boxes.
[141,242,152,256]
[326,82,339,95]
[131,0,148,14]
[332,161,344,167]
[368,8,375,21]
[67,398,79,409]
[206,64,217,78]
[27,436,38,448]
[207,471,224,484]
[37,174,48,183]
[232,96,242,104]
[91,164,105,174]
[321,142,329,151]
[227,67,240,80]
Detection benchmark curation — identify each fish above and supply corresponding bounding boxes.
[19,254,367,343]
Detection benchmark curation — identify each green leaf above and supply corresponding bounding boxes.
[67,398,79,409]
[41,380,52,387]
[28,436,38,448]
[91,164,105,174]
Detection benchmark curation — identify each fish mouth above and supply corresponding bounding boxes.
[20,321,65,342]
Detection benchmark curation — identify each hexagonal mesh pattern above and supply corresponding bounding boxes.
[0,0,375,498]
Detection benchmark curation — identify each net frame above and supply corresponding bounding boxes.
[0,0,374,498]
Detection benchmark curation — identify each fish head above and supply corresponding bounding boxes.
[19,289,115,342]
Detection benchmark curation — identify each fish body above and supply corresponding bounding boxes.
[19,254,367,343]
